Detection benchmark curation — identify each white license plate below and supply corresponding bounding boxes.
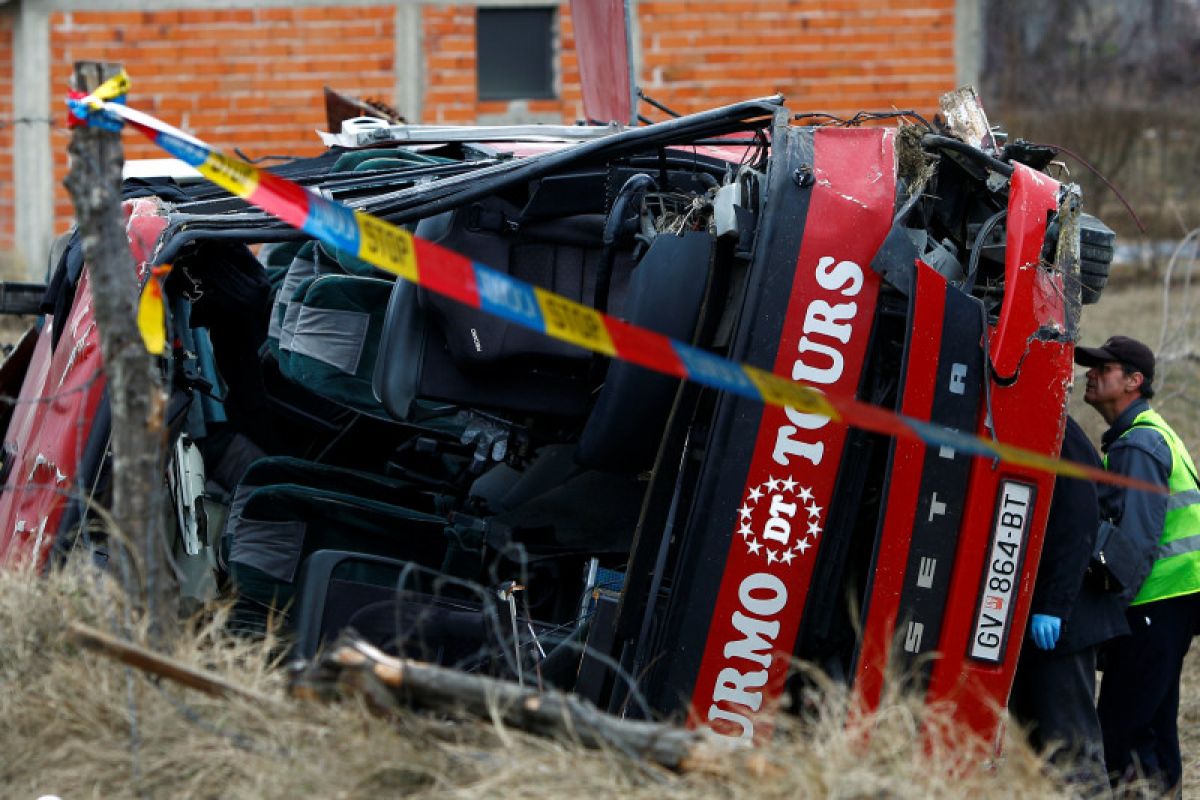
[969,481,1034,663]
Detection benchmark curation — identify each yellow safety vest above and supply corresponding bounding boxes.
[1111,408,1200,605]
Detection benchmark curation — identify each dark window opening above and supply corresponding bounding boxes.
[477,7,556,101]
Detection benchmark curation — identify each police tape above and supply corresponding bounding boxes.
[66,79,1165,495]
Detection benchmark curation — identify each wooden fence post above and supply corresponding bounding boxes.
[63,61,173,637]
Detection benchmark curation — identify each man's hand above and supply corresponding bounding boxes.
[1030,614,1062,650]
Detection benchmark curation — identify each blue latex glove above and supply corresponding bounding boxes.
[1030,614,1062,651]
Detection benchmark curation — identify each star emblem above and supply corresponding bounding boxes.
[807,520,822,537]
[733,474,815,568]
[794,538,811,555]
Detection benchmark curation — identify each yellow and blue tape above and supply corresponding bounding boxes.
[64,76,1162,495]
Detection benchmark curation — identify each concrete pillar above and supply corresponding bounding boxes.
[626,0,641,120]
[12,4,53,279]
[955,0,983,91]
[395,2,423,122]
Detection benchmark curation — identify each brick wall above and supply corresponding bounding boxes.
[635,0,957,118]
[1,1,960,249]
[416,1,956,124]
[421,3,583,124]
[48,7,396,233]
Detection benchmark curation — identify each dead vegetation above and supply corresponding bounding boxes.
[1072,245,1200,455]
[0,263,1195,795]
[0,258,1193,795]
[0,560,1087,799]
[1071,259,1200,794]
[982,0,1200,244]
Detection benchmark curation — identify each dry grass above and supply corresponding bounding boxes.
[1072,279,1200,452]
[1073,272,1200,793]
[1184,657,1200,796]
[0,562,1078,800]
[1,267,1195,796]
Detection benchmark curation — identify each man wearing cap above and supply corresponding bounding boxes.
[1075,335,1200,794]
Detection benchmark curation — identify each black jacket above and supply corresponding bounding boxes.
[1096,398,1172,605]
[1032,416,1128,654]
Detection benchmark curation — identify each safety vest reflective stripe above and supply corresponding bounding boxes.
[1158,532,1200,560]
[1167,488,1200,512]
[1122,409,1200,605]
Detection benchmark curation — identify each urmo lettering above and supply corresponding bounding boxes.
[706,572,788,739]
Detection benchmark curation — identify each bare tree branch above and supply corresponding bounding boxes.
[63,61,173,638]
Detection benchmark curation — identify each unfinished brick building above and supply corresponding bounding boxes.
[0,0,975,273]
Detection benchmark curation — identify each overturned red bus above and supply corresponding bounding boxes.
[0,87,1116,753]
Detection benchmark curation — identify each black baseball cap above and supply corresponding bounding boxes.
[1074,335,1155,385]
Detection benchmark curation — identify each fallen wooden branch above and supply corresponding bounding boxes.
[291,633,755,773]
[68,621,275,707]
[68,621,770,773]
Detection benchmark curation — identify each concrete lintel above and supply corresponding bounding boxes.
[26,0,398,9]
[415,0,556,6]
[23,0,550,9]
